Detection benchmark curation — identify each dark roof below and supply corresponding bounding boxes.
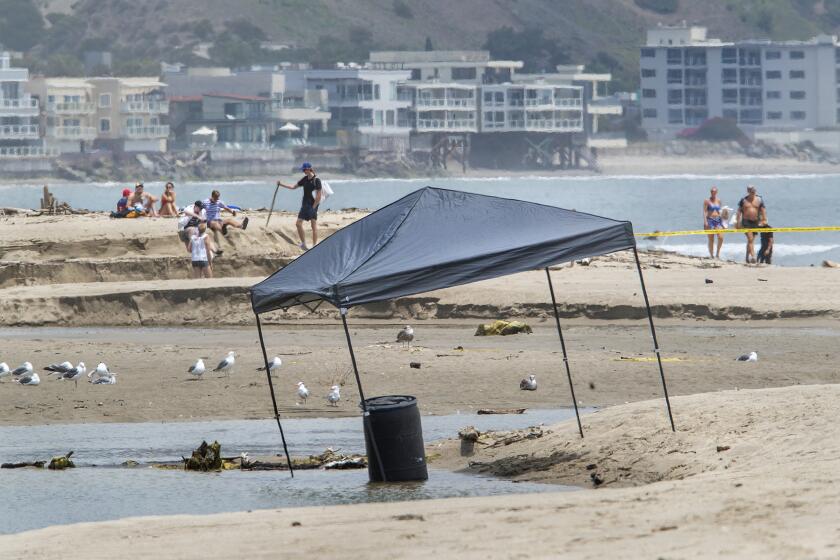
[251,187,635,313]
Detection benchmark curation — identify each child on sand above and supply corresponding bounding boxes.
[189,223,215,278]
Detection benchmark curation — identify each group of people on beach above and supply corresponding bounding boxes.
[704,184,773,264]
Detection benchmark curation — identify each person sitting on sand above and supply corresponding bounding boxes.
[127,183,158,217]
[757,220,774,265]
[189,222,216,279]
[159,182,177,217]
[178,200,206,251]
[203,189,248,238]
[703,186,724,259]
[110,188,132,218]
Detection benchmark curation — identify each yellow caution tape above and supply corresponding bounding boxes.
[636,226,840,237]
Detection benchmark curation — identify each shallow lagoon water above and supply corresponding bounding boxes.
[0,408,585,534]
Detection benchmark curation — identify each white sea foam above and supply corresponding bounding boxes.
[643,242,840,259]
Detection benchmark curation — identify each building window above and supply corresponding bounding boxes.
[790,50,805,59]
[641,68,656,78]
[791,110,806,120]
[641,48,655,58]
[642,89,656,98]
[386,110,394,126]
[767,111,782,120]
[790,70,805,79]
[790,91,806,100]
[766,91,781,99]
[47,95,55,103]
[668,109,683,124]
[765,70,781,79]
[666,48,682,65]
[666,69,682,84]
[667,89,683,104]
[722,89,738,104]
[410,69,420,80]
[452,67,477,80]
[374,85,380,100]
[721,48,736,64]
[99,93,111,108]
[765,50,781,60]
[642,108,657,118]
[722,68,736,84]
[99,118,110,132]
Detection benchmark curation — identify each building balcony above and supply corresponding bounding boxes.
[0,96,39,116]
[46,102,96,114]
[0,124,38,139]
[416,98,476,108]
[525,98,554,107]
[555,98,582,108]
[416,118,477,131]
[121,101,169,114]
[125,125,170,138]
[0,145,57,158]
[526,119,583,131]
[48,126,97,140]
[0,68,29,81]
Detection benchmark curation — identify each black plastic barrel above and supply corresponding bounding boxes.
[363,395,428,482]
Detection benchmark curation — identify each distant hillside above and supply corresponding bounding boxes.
[11,0,840,88]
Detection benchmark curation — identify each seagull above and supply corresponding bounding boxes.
[520,374,538,391]
[297,381,309,405]
[58,362,86,388]
[188,358,206,379]
[256,356,282,374]
[214,351,235,377]
[0,362,9,381]
[397,325,414,348]
[11,362,33,378]
[327,385,341,406]
[736,352,758,362]
[88,362,110,381]
[15,372,40,386]
[45,361,73,375]
[92,374,117,385]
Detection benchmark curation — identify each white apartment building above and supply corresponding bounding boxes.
[27,78,97,153]
[640,25,840,140]
[0,53,45,158]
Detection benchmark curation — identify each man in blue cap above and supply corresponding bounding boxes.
[276,162,322,250]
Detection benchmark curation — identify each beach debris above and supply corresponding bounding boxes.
[822,260,840,268]
[1,460,46,469]
[397,325,415,348]
[393,514,425,521]
[757,278,768,282]
[297,381,310,404]
[48,451,76,470]
[590,472,604,487]
[458,426,481,442]
[213,351,236,377]
[291,521,302,527]
[585,464,597,470]
[121,460,140,467]
[256,356,282,373]
[716,445,731,453]
[475,320,533,336]
[736,352,758,362]
[183,441,223,471]
[577,258,592,266]
[476,408,526,415]
[409,362,421,369]
[327,385,341,406]
[188,358,206,379]
[238,448,366,471]
[589,382,596,390]
[705,278,714,284]
[519,374,537,391]
[454,346,464,351]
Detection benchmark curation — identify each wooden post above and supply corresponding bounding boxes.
[265,184,281,228]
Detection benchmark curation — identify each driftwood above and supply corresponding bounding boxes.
[48,451,75,470]
[1,461,46,469]
[183,440,222,471]
[240,448,366,471]
[477,408,527,415]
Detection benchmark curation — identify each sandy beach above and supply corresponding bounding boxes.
[2,203,840,558]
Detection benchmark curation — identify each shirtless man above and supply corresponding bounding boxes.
[127,182,158,217]
[736,185,767,264]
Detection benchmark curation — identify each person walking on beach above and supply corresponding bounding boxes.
[276,162,322,251]
[736,185,766,264]
[703,186,725,259]
[189,223,216,278]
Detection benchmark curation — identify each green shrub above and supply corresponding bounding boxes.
[634,0,679,14]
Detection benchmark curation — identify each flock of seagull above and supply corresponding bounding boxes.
[0,361,116,387]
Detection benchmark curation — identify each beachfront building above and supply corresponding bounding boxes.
[27,78,97,154]
[640,24,840,143]
[88,77,169,152]
[0,52,45,159]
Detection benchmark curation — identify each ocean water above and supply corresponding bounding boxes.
[0,408,584,534]
[1,173,838,265]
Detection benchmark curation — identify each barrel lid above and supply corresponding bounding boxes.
[364,395,417,412]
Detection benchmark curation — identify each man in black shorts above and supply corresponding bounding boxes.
[276,162,322,250]
[736,185,766,264]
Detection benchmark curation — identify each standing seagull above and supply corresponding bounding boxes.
[520,374,538,391]
[58,362,86,389]
[327,385,341,407]
[213,351,235,377]
[0,362,10,382]
[736,352,758,362]
[11,362,33,379]
[45,361,74,375]
[296,381,310,405]
[397,325,414,348]
[256,356,282,374]
[188,358,206,380]
[15,372,40,386]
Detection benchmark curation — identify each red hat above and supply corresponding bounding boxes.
[122,188,131,196]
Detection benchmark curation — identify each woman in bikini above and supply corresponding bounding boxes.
[703,186,724,259]
[159,182,178,217]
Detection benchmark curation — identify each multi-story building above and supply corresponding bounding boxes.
[640,24,840,140]
[0,52,45,158]
[89,77,169,152]
[27,78,97,153]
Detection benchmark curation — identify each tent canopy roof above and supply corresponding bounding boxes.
[251,187,635,314]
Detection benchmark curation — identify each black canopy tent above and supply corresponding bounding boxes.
[250,187,675,478]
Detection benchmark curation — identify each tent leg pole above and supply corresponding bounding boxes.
[633,248,676,432]
[545,268,584,438]
[255,313,295,476]
[341,309,388,482]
